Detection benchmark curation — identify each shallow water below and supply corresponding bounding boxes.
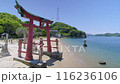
[61,36,120,68]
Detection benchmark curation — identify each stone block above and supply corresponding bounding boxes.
[43,51,62,60]
[13,57,47,68]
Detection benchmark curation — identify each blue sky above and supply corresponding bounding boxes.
[0,0,120,34]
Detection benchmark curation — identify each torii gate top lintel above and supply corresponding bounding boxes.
[14,0,54,24]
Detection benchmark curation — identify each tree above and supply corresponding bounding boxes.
[0,26,4,34]
[77,31,86,38]
[69,30,78,37]
[16,27,27,35]
[50,22,86,38]
[16,27,28,48]
[0,12,22,36]
[41,29,46,36]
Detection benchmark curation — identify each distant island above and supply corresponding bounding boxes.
[93,33,120,37]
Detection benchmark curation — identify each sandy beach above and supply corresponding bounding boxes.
[42,38,82,68]
[0,37,84,68]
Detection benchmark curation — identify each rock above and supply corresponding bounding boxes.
[83,39,87,47]
[13,57,47,68]
[43,51,63,60]
[99,61,106,65]
[83,44,87,47]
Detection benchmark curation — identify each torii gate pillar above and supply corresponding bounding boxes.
[25,21,52,60]
[25,19,33,60]
[46,23,51,52]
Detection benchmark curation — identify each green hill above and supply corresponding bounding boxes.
[0,12,86,38]
[50,22,86,38]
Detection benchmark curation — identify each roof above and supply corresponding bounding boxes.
[14,0,54,24]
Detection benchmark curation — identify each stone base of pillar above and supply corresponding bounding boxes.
[43,51,62,60]
[13,57,47,68]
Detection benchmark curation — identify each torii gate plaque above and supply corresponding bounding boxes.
[15,0,53,61]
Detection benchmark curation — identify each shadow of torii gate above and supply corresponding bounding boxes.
[15,0,54,61]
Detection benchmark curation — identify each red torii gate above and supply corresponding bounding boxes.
[15,0,54,61]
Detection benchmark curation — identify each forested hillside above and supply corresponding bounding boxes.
[0,12,86,38]
[50,22,86,38]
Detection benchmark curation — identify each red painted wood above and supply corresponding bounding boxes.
[43,40,47,41]
[21,51,26,53]
[56,39,59,52]
[25,19,33,61]
[50,40,59,42]
[39,22,42,27]
[22,42,27,44]
[46,23,51,52]
[32,42,39,45]
[23,24,50,30]
[18,39,22,57]
[39,38,44,63]
[52,47,58,48]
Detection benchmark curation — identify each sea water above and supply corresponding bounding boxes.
[60,36,120,68]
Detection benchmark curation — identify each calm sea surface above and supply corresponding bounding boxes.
[61,36,120,68]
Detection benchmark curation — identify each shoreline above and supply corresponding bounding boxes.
[46,38,82,68]
[59,38,107,68]
[0,37,108,68]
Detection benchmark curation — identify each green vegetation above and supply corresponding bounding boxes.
[95,33,120,37]
[0,12,22,37]
[50,22,86,38]
[0,12,86,38]
[16,27,28,38]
